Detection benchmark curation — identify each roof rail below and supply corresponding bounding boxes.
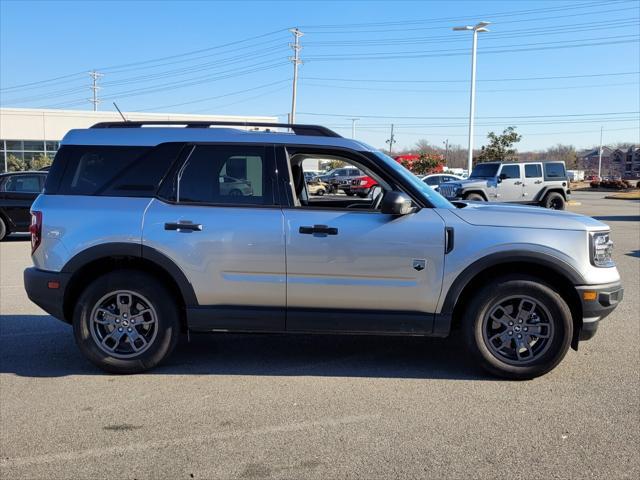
[90,121,342,138]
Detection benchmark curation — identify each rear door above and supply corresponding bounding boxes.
[0,173,44,230]
[523,163,544,202]
[496,164,524,202]
[143,143,286,331]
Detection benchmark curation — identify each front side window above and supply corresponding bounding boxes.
[175,145,271,205]
[500,165,521,179]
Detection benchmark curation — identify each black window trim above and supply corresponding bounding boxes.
[275,144,431,210]
[155,142,280,209]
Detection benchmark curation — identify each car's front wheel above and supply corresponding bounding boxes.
[463,276,573,379]
[73,270,180,374]
[464,193,485,201]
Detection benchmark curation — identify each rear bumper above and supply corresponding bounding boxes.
[575,281,623,341]
[24,267,70,322]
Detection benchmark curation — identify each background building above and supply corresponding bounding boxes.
[0,108,277,172]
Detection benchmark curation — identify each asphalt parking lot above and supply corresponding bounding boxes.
[1,190,638,479]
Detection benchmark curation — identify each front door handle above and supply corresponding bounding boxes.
[165,221,203,232]
[299,224,338,235]
[514,181,523,185]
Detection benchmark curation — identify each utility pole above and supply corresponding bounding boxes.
[598,126,604,179]
[289,28,303,124]
[350,118,360,139]
[453,21,490,175]
[386,124,396,155]
[89,70,103,111]
[443,139,449,164]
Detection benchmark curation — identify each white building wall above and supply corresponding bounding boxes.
[0,108,278,141]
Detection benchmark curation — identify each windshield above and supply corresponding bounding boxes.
[370,151,454,209]
[470,163,499,178]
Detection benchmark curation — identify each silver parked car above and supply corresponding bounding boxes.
[438,161,570,209]
[24,121,623,379]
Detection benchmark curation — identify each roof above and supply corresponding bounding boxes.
[61,124,377,151]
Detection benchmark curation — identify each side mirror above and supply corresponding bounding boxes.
[499,173,507,181]
[381,191,414,215]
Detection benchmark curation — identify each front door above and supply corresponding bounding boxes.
[142,143,286,331]
[280,146,446,334]
[496,164,524,202]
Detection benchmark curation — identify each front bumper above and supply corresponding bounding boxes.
[24,267,71,322]
[575,281,623,341]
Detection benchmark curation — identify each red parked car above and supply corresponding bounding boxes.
[346,175,378,198]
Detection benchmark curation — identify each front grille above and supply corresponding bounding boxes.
[439,184,458,198]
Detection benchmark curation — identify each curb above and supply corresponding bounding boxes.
[567,201,581,206]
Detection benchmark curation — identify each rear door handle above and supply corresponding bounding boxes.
[514,181,523,185]
[299,224,338,235]
[534,180,543,184]
[165,221,203,232]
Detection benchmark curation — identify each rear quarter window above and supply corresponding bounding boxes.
[544,162,567,180]
[46,143,184,196]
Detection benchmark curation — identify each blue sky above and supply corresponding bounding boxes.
[1,0,638,151]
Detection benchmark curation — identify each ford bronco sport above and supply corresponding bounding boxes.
[24,121,623,379]
[438,161,570,209]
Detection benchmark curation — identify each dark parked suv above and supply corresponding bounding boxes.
[0,171,47,240]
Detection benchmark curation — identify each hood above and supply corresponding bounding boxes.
[455,178,495,188]
[451,202,609,231]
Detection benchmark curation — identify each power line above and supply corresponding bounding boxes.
[298,111,640,120]
[299,0,627,29]
[304,71,640,84]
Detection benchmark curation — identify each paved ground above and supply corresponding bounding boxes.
[1,191,638,479]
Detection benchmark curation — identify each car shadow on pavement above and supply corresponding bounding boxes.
[592,215,640,222]
[0,315,494,381]
[626,250,640,258]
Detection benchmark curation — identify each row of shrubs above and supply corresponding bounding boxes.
[590,179,640,190]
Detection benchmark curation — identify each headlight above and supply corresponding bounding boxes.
[590,231,615,267]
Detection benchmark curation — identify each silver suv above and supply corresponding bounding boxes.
[438,161,570,209]
[24,121,623,379]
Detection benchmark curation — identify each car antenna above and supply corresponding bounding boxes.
[113,102,128,122]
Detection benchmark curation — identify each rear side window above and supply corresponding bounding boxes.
[1,174,43,193]
[168,144,274,206]
[525,164,542,178]
[47,144,183,196]
[544,162,566,179]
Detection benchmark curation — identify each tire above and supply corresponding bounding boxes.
[346,192,355,197]
[316,189,325,196]
[543,192,566,210]
[357,193,368,198]
[462,276,573,380]
[465,193,485,201]
[0,216,7,241]
[228,189,243,196]
[73,270,181,374]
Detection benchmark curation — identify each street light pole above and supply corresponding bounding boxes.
[350,118,359,139]
[598,126,604,179]
[453,21,490,175]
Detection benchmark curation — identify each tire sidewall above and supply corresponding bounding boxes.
[73,270,180,374]
[465,193,484,201]
[544,192,566,210]
[464,277,573,379]
[0,216,7,241]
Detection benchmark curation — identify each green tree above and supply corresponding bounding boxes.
[477,126,522,162]
[400,153,442,175]
[7,154,28,172]
[29,154,52,170]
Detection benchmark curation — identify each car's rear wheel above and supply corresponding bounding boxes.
[357,192,368,198]
[463,276,572,379]
[73,270,180,374]
[316,189,325,196]
[543,192,566,210]
[465,193,485,201]
[0,216,8,241]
